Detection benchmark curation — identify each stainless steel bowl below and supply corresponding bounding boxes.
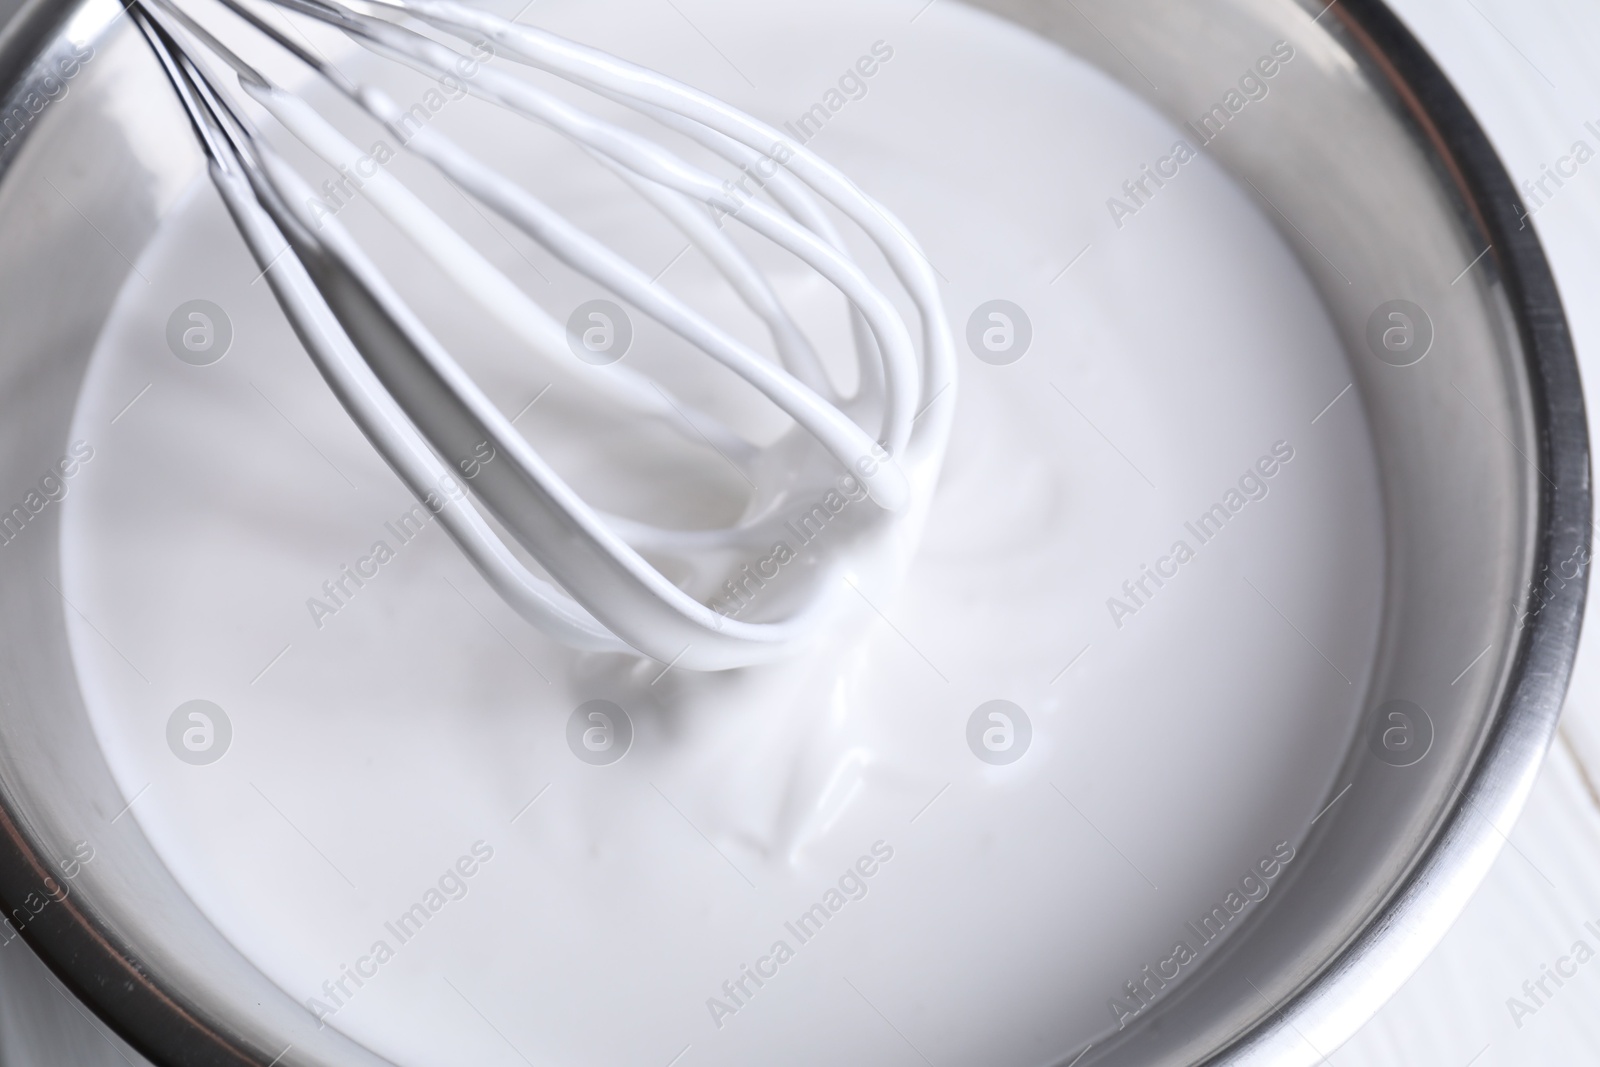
[0,0,1586,1064]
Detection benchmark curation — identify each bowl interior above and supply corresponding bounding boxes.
[0,0,1578,1065]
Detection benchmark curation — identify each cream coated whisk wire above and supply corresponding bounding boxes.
[131,0,955,670]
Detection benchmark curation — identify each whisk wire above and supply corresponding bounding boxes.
[130,0,956,670]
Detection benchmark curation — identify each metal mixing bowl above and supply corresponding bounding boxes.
[0,0,1586,1064]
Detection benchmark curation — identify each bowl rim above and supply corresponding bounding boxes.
[1199,1,1590,1061]
[0,1,1586,1065]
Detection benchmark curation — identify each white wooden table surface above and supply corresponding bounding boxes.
[1330,2,1600,1064]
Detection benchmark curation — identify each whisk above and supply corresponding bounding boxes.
[129,0,955,670]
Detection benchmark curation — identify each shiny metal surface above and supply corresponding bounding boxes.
[0,0,1584,1065]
